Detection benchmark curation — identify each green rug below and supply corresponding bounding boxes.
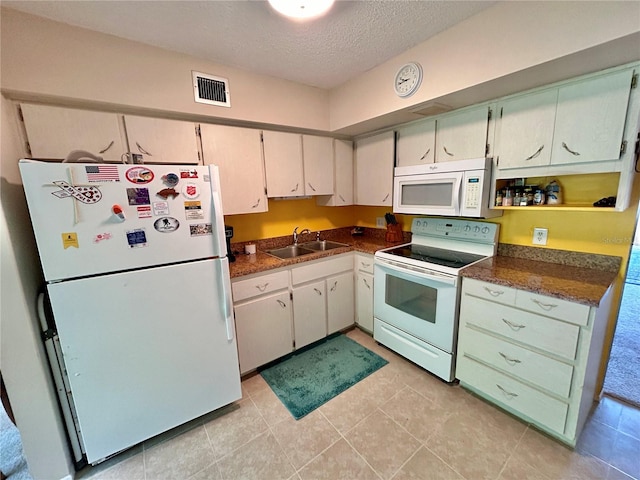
[259,334,388,419]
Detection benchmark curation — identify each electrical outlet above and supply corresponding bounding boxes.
[533,228,548,245]
[376,217,386,228]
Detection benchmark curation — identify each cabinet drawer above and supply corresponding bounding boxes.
[515,290,590,326]
[355,253,374,274]
[460,296,580,361]
[291,254,353,285]
[458,327,574,397]
[457,356,568,435]
[232,271,290,302]
[462,278,517,305]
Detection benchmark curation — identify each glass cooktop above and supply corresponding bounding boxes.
[383,244,487,269]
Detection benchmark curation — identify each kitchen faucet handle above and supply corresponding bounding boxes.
[316,231,321,241]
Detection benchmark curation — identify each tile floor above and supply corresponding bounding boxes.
[77,328,640,480]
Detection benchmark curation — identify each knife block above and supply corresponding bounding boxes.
[385,224,403,243]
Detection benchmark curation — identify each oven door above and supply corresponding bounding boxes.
[374,259,459,353]
[392,171,462,216]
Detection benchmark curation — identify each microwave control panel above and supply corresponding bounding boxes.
[464,176,481,209]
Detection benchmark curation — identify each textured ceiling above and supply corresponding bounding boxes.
[2,0,496,89]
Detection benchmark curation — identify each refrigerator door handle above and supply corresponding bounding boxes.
[218,258,235,342]
[207,165,227,258]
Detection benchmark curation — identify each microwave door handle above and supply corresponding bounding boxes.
[452,175,463,213]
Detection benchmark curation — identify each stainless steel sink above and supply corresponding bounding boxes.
[299,240,350,251]
[266,245,316,259]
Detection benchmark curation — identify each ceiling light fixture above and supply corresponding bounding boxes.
[268,0,335,20]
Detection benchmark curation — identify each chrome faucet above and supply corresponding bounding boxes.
[293,226,310,245]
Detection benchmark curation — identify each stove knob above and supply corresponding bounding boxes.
[464,225,471,232]
[481,226,490,234]
[473,226,481,233]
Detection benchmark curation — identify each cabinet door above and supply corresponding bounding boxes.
[302,135,334,195]
[293,280,327,349]
[124,115,199,164]
[355,131,394,206]
[316,139,353,206]
[496,89,557,169]
[356,271,374,332]
[435,105,489,162]
[327,271,355,334]
[200,124,268,215]
[234,291,293,374]
[396,118,436,166]
[20,104,126,161]
[551,69,633,165]
[263,131,304,197]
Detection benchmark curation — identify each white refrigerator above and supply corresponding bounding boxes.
[19,159,241,466]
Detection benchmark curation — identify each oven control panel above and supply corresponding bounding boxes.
[411,217,498,243]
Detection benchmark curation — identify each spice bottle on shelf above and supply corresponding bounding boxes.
[503,188,514,206]
[533,188,546,205]
[495,189,504,206]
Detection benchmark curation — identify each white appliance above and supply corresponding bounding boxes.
[393,157,501,218]
[374,217,499,382]
[19,160,241,467]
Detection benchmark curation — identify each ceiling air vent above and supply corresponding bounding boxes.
[192,71,230,108]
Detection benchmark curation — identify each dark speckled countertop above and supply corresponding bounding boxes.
[461,244,621,307]
[228,227,410,278]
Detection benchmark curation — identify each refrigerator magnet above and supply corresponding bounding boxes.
[154,217,179,233]
[180,169,198,179]
[61,232,79,249]
[156,188,179,199]
[127,188,151,206]
[184,201,204,219]
[182,183,200,199]
[161,173,179,187]
[189,223,212,236]
[125,167,154,184]
[152,201,170,216]
[136,205,152,219]
[126,228,147,248]
[94,232,112,243]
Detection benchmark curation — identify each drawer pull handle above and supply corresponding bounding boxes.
[314,288,323,296]
[496,384,518,399]
[361,262,371,269]
[502,318,526,331]
[339,194,346,202]
[277,300,287,308]
[525,144,544,161]
[499,352,522,366]
[483,287,504,297]
[532,299,558,311]
[561,142,580,156]
[256,283,269,292]
[363,278,371,290]
[330,281,338,292]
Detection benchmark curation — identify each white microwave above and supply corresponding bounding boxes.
[393,157,501,218]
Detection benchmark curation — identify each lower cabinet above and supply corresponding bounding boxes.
[293,280,327,349]
[456,277,611,446]
[327,271,355,334]
[355,253,375,332]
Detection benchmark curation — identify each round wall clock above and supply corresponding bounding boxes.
[394,62,423,98]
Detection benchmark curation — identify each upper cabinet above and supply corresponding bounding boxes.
[495,67,636,172]
[317,139,354,207]
[355,131,395,206]
[435,105,489,162]
[20,104,126,162]
[262,130,305,197]
[550,69,633,166]
[200,124,268,215]
[396,118,436,167]
[123,115,200,164]
[302,135,334,195]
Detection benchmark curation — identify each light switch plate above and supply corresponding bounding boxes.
[376,217,386,228]
[533,228,548,245]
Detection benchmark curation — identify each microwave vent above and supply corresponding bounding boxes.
[192,71,230,108]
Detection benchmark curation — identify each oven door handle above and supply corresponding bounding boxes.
[375,259,457,286]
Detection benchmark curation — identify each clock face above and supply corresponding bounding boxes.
[394,62,422,98]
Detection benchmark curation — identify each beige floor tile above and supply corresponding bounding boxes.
[270,410,341,470]
[203,398,269,459]
[357,363,408,407]
[511,428,611,480]
[319,380,378,434]
[243,373,271,396]
[380,386,452,443]
[189,462,222,480]
[426,408,518,480]
[345,409,420,480]
[76,445,143,479]
[498,456,552,480]
[391,447,464,480]
[250,385,294,426]
[144,425,215,480]
[217,431,295,480]
[81,453,146,480]
[298,438,379,480]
